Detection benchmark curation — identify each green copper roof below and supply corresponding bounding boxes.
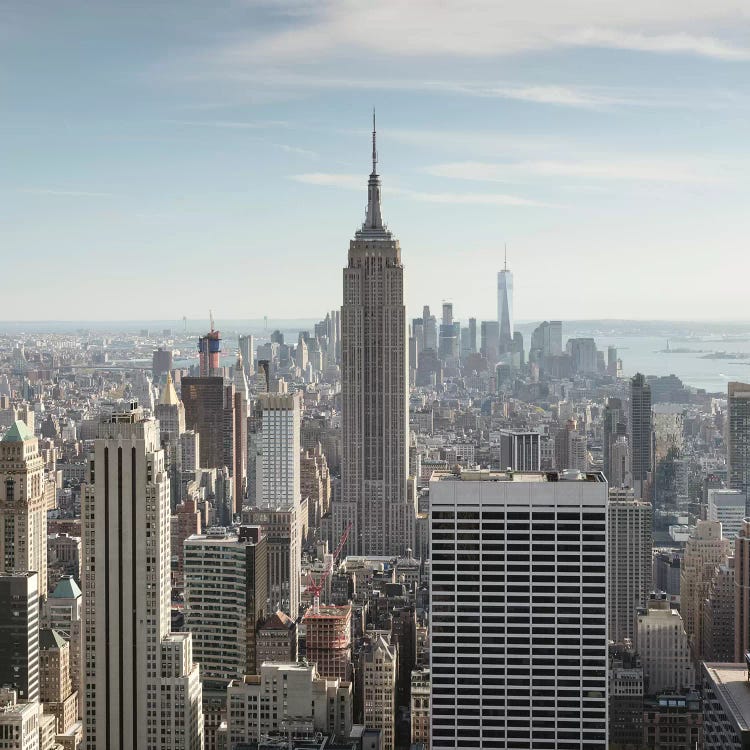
[2,420,35,442]
[49,576,82,599]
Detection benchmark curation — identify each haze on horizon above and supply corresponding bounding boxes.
[3,1,749,322]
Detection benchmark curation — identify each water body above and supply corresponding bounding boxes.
[2,319,750,394]
[548,321,750,394]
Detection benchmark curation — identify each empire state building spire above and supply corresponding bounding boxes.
[361,109,385,234]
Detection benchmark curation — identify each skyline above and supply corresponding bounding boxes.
[3,1,750,320]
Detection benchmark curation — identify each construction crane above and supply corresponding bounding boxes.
[306,522,352,615]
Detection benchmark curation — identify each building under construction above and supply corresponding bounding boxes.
[303,604,352,682]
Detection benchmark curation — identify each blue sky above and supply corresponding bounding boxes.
[2,0,750,322]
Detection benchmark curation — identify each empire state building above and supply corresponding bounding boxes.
[337,116,415,556]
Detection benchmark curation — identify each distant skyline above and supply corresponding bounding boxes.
[3,1,750,320]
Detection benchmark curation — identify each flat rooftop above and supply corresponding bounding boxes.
[704,663,750,731]
[434,469,606,483]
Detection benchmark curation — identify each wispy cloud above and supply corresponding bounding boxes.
[425,157,736,184]
[277,144,319,159]
[16,188,114,197]
[211,0,750,63]
[165,119,291,129]
[289,172,545,206]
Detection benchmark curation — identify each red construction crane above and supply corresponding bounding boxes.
[306,522,352,614]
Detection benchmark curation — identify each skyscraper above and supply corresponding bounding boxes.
[0,420,47,596]
[608,487,653,642]
[339,117,414,557]
[249,392,304,615]
[603,397,627,484]
[728,382,750,511]
[155,373,186,510]
[238,334,255,376]
[82,405,203,750]
[0,571,39,702]
[679,519,730,658]
[630,373,653,500]
[429,468,608,749]
[184,525,267,682]
[497,249,513,353]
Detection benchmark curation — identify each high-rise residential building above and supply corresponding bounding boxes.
[480,320,500,365]
[421,305,438,352]
[182,376,244,513]
[43,576,83,714]
[410,668,430,747]
[256,610,298,665]
[82,405,203,750]
[429,469,608,749]
[361,633,397,750]
[608,487,652,643]
[249,391,304,615]
[232,354,249,508]
[497,252,513,353]
[630,373,653,500]
[728,382,750,510]
[184,525,267,683]
[635,594,695,696]
[339,120,414,558]
[734,519,750,660]
[680,519,730,659]
[301,444,331,530]
[708,488,747,546]
[152,346,173,383]
[255,392,301,508]
[198,325,221,377]
[701,561,735,662]
[238,334,255,376]
[39,628,78,736]
[155,373,186,510]
[303,604,352,682]
[0,420,48,596]
[182,376,228,469]
[603,397,627,484]
[0,571,39,702]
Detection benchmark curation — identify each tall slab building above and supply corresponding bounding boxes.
[430,468,608,749]
[728,382,750,511]
[82,405,203,750]
[0,420,48,597]
[339,118,414,556]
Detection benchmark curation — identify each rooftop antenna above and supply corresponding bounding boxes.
[504,243,508,271]
[371,107,377,175]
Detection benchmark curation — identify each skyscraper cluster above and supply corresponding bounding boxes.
[3,117,750,750]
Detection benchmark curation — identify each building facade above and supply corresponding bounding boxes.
[430,469,608,749]
[339,121,414,557]
[608,487,653,643]
[0,421,47,596]
[81,405,203,750]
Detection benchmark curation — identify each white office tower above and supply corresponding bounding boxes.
[636,594,695,695]
[497,256,513,353]
[608,487,653,642]
[0,420,48,597]
[253,392,303,616]
[339,117,414,557]
[82,405,203,750]
[430,469,608,749]
[707,489,747,546]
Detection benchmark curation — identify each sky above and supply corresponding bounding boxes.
[2,0,750,322]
